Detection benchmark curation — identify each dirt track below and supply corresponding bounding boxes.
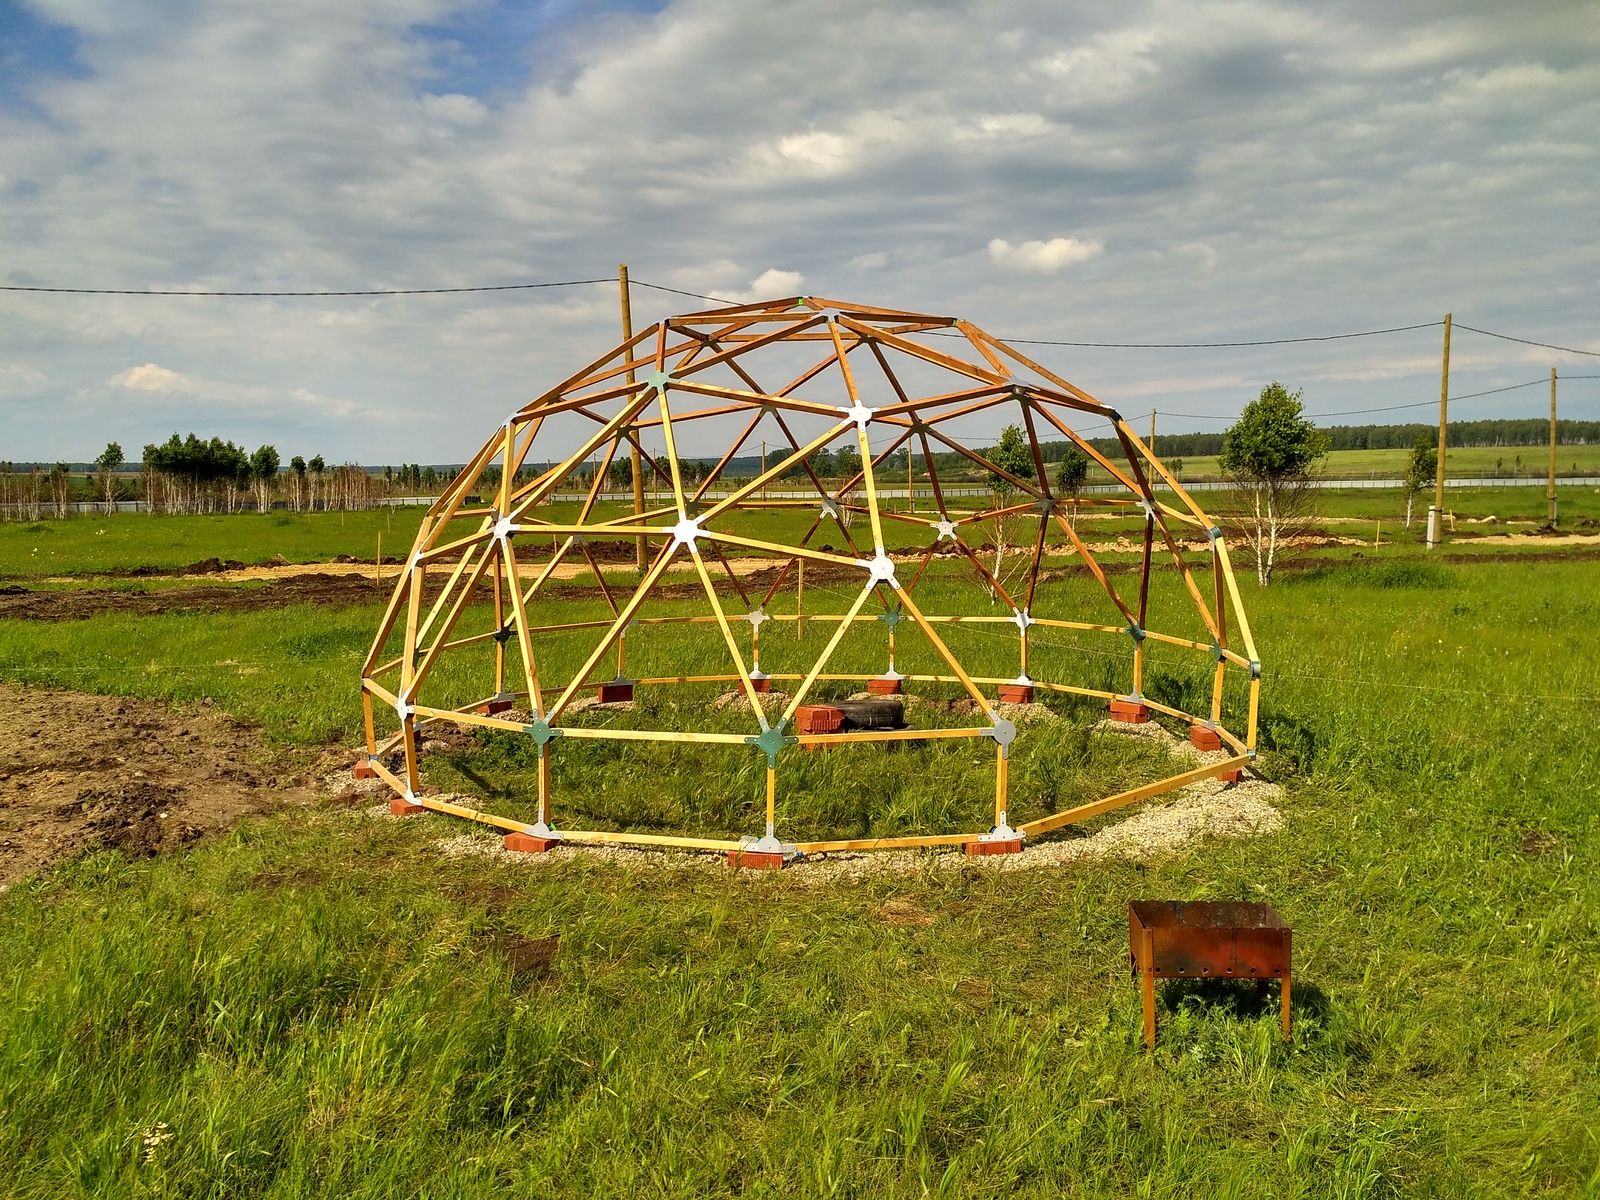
[4,536,1598,623]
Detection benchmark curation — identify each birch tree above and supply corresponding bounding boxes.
[1219,383,1327,586]
[1403,434,1433,528]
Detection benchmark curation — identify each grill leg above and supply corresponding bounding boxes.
[1142,930,1157,1048]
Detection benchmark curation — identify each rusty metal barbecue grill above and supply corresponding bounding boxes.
[1129,900,1291,1047]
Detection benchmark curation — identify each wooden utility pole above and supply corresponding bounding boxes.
[1149,409,1157,457]
[908,446,915,513]
[761,441,766,501]
[620,264,646,571]
[1547,367,1558,527]
[1429,313,1451,548]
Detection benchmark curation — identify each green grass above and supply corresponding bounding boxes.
[4,477,1598,584]
[2,545,1599,1194]
[0,509,428,578]
[1165,443,1600,482]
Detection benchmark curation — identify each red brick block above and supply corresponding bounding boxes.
[867,677,903,696]
[353,759,378,780]
[1110,699,1151,723]
[749,676,772,693]
[1189,725,1223,751]
[474,699,514,715]
[998,683,1034,704]
[795,704,845,735]
[389,796,425,816]
[1215,768,1242,784]
[727,849,785,870]
[597,681,634,704]
[504,831,560,854]
[965,838,1024,857]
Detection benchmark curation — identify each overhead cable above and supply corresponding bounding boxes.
[0,277,617,297]
[4,270,1596,362]
[1454,323,1600,359]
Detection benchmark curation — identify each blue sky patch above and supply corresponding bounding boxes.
[0,0,87,114]
[412,0,666,101]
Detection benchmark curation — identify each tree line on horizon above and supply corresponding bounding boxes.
[1,407,1592,523]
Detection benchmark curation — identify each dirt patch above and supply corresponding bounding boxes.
[0,573,396,621]
[1519,828,1560,858]
[497,933,560,983]
[0,563,829,622]
[1458,532,1600,548]
[0,683,318,890]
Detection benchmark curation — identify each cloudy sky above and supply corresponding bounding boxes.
[2,0,1598,465]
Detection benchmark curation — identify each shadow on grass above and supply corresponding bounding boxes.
[1160,975,1331,1022]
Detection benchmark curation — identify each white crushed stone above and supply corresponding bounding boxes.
[417,725,1282,879]
[712,689,791,712]
[562,696,636,715]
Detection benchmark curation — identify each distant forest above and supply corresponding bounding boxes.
[1061,417,1599,462]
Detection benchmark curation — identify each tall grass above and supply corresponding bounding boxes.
[1,562,1598,1195]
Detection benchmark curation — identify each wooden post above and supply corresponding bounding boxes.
[796,558,804,638]
[1430,313,1451,548]
[761,441,766,501]
[620,263,646,572]
[1547,368,1558,527]
[375,531,382,587]
[908,444,915,514]
[994,742,1008,830]
[1149,409,1156,458]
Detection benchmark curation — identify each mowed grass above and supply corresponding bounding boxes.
[1,546,1599,1193]
[0,509,428,578]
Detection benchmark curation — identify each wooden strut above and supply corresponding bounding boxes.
[365,298,1263,859]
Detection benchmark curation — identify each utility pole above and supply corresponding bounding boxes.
[1428,313,1451,548]
[1547,368,1558,527]
[908,445,914,514]
[620,264,646,571]
[1149,409,1157,457]
[761,441,766,501]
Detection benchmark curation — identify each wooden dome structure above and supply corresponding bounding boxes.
[358,296,1261,864]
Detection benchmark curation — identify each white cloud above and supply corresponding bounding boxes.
[988,236,1105,273]
[1174,241,1219,271]
[709,268,806,304]
[0,0,1596,461]
[107,363,369,419]
[420,92,489,126]
[0,362,49,390]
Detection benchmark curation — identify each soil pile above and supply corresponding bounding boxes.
[0,683,316,889]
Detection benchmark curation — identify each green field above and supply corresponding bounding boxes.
[4,478,1599,582]
[1162,444,1600,483]
[1,513,1598,1196]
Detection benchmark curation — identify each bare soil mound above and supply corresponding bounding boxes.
[0,683,318,889]
[0,574,394,621]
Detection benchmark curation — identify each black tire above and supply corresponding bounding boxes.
[834,698,905,730]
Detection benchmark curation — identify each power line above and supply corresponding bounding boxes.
[1454,323,1600,359]
[965,320,1446,349]
[4,270,1597,368]
[0,277,618,297]
[629,280,733,303]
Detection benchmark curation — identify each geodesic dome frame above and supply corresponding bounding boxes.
[359,296,1261,859]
